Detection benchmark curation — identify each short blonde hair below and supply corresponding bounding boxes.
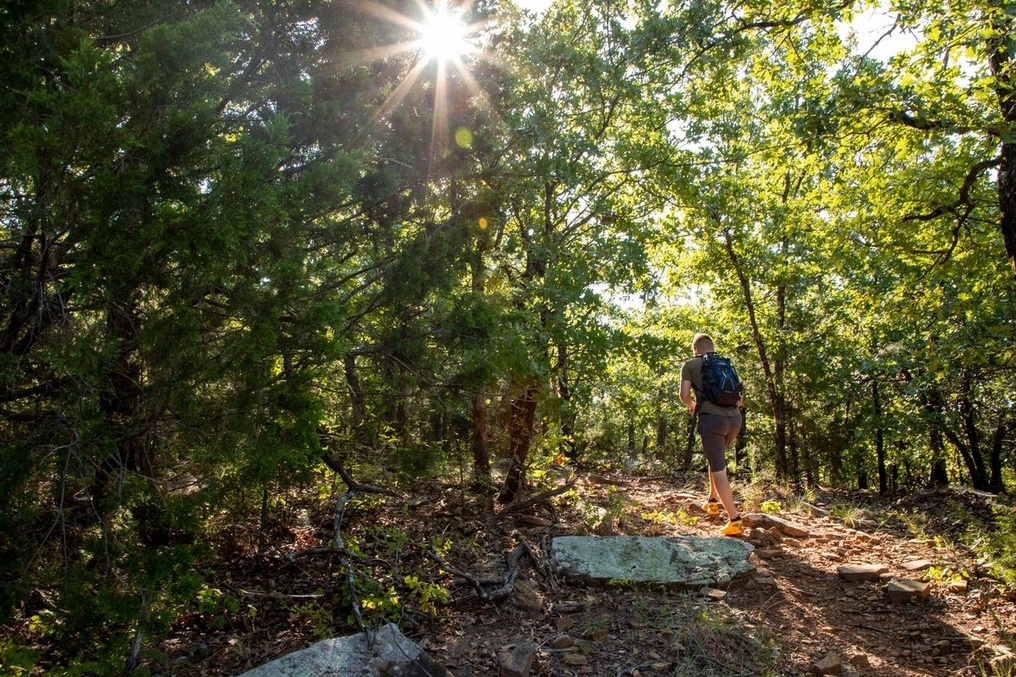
[692,332,715,354]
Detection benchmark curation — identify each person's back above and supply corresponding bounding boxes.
[679,332,744,536]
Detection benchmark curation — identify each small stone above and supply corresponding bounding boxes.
[849,653,871,669]
[901,559,933,572]
[499,642,536,677]
[551,635,575,649]
[886,578,932,603]
[838,564,889,581]
[947,579,969,594]
[801,502,830,518]
[513,579,544,612]
[563,653,588,666]
[756,548,785,558]
[812,650,842,675]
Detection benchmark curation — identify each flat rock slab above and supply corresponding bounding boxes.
[838,563,889,582]
[234,623,451,677]
[887,577,932,603]
[550,535,754,588]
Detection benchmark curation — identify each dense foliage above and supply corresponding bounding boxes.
[0,0,1013,673]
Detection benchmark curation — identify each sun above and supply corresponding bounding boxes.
[417,4,474,65]
[341,0,490,164]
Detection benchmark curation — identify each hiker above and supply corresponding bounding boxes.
[679,332,744,536]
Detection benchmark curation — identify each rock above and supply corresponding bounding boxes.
[562,653,588,666]
[886,577,932,602]
[742,513,810,538]
[551,635,575,649]
[849,653,871,669]
[801,502,830,518]
[947,579,969,594]
[837,564,888,581]
[755,548,785,559]
[812,651,842,675]
[499,642,536,677]
[513,578,545,612]
[901,558,933,572]
[550,535,754,588]
[234,623,452,677]
[701,587,727,601]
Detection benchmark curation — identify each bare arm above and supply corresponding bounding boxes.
[680,379,695,413]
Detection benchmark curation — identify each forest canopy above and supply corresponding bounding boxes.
[0,0,1013,673]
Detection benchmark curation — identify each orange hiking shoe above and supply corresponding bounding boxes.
[721,517,744,536]
[702,498,721,515]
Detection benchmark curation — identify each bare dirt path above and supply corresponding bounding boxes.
[155,471,1015,676]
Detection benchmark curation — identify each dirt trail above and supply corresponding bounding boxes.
[158,473,1015,676]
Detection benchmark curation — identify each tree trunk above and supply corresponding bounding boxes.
[627,418,636,460]
[989,9,1016,285]
[989,410,1008,494]
[655,369,667,460]
[344,353,369,444]
[497,383,538,504]
[873,379,887,495]
[470,391,492,489]
[958,372,989,489]
[92,295,149,507]
[941,374,989,490]
[926,387,949,487]
[556,343,577,460]
[719,225,787,477]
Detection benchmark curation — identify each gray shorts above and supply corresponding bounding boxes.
[698,412,742,472]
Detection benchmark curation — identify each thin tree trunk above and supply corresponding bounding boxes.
[497,383,538,504]
[556,343,577,460]
[926,387,949,487]
[989,9,1016,285]
[718,224,787,477]
[873,379,887,495]
[92,296,149,506]
[470,392,492,489]
[344,353,368,444]
[958,372,989,489]
[989,411,1008,494]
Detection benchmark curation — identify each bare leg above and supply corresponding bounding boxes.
[707,472,718,500]
[710,469,738,519]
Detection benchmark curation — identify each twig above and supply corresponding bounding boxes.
[287,545,391,570]
[427,543,528,603]
[426,547,485,599]
[119,592,148,677]
[318,454,399,635]
[496,478,577,516]
[321,453,399,496]
[516,532,557,590]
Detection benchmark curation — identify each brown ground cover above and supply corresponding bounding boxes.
[105,471,1016,675]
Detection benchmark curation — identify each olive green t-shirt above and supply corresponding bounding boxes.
[681,355,741,417]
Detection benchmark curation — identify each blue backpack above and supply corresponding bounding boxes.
[699,353,742,407]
